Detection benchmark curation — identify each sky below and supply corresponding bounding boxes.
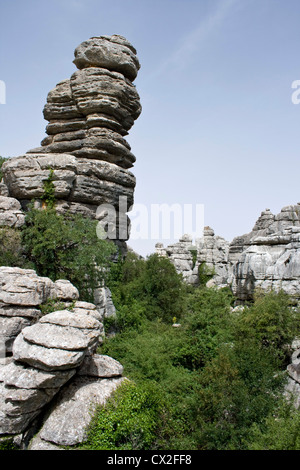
[0,0,299,256]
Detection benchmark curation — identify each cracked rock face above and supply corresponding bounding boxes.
[0,304,104,435]
[1,34,141,243]
[0,267,79,353]
[230,204,300,302]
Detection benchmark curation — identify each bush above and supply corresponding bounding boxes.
[21,206,116,301]
[0,156,8,180]
[0,227,32,268]
[107,252,186,329]
[247,400,300,450]
[81,380,167,450]
[233,289,300,364]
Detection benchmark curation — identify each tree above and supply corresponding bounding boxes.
[22,206,116,301]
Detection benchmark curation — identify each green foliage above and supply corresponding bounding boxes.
[21,206,116,301]
[247,400,300,450]
[173,287,234,369]
[188,247,197,269]
[81,380,167,450]
[41,168,56,208]
[233,289,300,364]
[0,227,33,268]
[193,343,285,450]
[0,436,17,450]
[39,298,75,316]
[107,252,186,329]
[100,251,300,450]
[0,156,8,180]
[198,262,215,285]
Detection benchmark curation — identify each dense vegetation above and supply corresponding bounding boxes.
[0,205,116,302]
[1,188,300,450]
[81,252,300,450]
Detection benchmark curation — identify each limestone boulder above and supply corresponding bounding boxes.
[73,35,140,81]
[0,196,25,228]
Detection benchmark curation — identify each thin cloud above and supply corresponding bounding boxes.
[150,0,240,80]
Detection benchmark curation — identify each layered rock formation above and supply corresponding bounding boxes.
[1,34,141,245]
[155,228,229,286]
[0,267,79,354]
[0,196,25,228]
[230,204,300,302]
[157,204,300,303]
[155,234,198,284]
[0,266,124,449]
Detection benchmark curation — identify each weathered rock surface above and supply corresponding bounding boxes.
[30,376,124,448]
[0,267,79,353]
[155,234,199,285]
[1,34,141,244]
[73,35,140,81]
[0,302,108,438]
[158,204,300,303]
[0,196,25,228]
[156,229,229,287]
[195,227,230,287]
[230,204,300,302]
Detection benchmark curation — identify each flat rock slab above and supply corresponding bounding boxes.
[78,354,123,378]
[39,310,101,330]
[13,332,86,371]
[22,322,94,351]
[39,376,125,446]
[0,361,76,389]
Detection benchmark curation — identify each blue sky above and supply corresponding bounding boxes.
[0,0,299,256]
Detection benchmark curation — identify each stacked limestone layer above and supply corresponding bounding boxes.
[0,267,79,354]
[1,35,141,243]
[155,234,199,285]
[155,229,229,286]
[195,227,230,287]
[229,204,300,302]
[0,266,125,449]
[156,204,300,303]
[0,304,103,435]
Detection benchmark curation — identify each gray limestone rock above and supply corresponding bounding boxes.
[78,354,123,378]
[230,204,300,302]
[0,195,25,228]
[12,331,86,371]
[73,35,140,81]
[38,375,125,447]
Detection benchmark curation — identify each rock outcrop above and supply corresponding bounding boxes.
[155,228,229,287]
[0,267,123,449]
[0,267,79,354]
[0,196,25,228]
[1,34,141,245]
[230,204,300,302]
[29,355,124,449]
[157,204,300,303]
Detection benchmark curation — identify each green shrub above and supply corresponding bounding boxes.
[41,168,56,208]
[233,289,300,364]
[81,380,166,450]
[247,400,300,450]
[198,262,215,285]
[0,156,8,180]
[0,227,33,268]
[21,206,116,301]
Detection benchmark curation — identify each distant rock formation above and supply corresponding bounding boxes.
[157,204,300,303]
[1,35,141,247]
[230,204,300,302]
[156,228,230,287]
